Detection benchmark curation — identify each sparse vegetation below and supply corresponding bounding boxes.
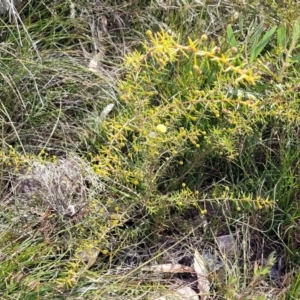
[1,0,300,299]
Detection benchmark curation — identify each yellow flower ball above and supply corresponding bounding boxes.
[146,30,153,36]
[156,124,167,133]
[201,34,208,41]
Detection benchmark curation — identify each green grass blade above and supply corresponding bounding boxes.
[226,24,237,47]
[292,18,300,45]
[250,25,277,62]
[289,53,300,62]
[238,13,244,35]
[277,23,287,49]
[249,22,264,43]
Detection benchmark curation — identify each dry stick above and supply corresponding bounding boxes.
[279,36,298,83]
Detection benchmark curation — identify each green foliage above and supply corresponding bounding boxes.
[250,25,277,62]
[1,0,300,299]
[93,28,298,218]
[288,270,300,299]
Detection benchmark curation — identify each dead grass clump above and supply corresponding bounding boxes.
[7,156,104,219]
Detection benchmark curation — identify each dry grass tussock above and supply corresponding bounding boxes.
[3,156,105,219]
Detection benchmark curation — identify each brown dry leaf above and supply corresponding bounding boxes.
[88,52,104,73]
[77,247,100,270]
[88,55,99,73]
[99,103,115,123]
[85,248,100,270]
[141,263,195,273]
[101,15,108,34]
[174,286,199,299]
[193,248,210,300]
[156,286,199,300]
